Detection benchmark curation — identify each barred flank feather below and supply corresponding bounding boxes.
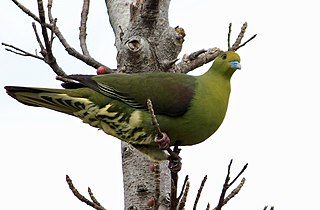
[5,86,153,147]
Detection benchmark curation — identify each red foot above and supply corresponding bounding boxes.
[155,132,171,150]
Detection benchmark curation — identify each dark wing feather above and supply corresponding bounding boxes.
[67,73,196,116]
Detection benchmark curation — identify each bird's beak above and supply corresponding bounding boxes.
[229,60,241,70]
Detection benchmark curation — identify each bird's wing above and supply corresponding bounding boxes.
[67,73,196,116]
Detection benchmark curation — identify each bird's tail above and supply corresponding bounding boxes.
[4,86,90,115]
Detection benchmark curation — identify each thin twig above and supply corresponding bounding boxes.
[47,0,53,23]
[88,187,102,206]
[215,177,246,209]
[11,0,112,72]
[215,160,232,210]
[214,160,248,210]
[37,0,53,58]
[193,175,207,210]
[50,18,57,47]
[227,23,232,50]
[206,203,210,210]
[66,175,106,210]
[32,22,45,52]
[177,175,189,201]
[230,22,247,51]
[35,0,67,77]
[147,99,162,138]
[12,0,43,24]
[80,0,91,56]
[146,99,181,160]
[177,181,190,210]
[234,34,257,51]
[229,163,248,186]
[229,22,257,51]
[147,99,182,210]
[2,42,44,60]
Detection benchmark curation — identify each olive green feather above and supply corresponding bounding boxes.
[4,51,241,160]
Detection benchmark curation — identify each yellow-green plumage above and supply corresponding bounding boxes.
[4,51,241,160]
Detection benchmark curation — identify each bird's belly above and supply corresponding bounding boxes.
[157,110,225,146]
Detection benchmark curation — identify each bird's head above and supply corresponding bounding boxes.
[210,51,241,78]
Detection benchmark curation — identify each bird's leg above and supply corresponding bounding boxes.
[147,99,182,172]
[154,132,171,149]
[168,145,182,173]
[154,133,182,172]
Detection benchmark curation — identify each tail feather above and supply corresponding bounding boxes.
[5,86,88,115]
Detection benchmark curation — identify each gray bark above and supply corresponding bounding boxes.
[105,0,184,209]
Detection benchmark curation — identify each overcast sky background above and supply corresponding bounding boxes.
[1,0,320,210]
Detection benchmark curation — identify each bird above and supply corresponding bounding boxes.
[5,51,241,160]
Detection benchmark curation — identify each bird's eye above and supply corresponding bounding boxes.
[221,54,227,60]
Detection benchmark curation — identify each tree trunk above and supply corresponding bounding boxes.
[105,0,184,209]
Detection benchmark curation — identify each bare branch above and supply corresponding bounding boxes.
[177,181,190,210]
[37,0,52,57]
[11,0,113,72]
[147,99,182,209]
[66,175,107,210]
[216,160,233,210]
[34,0,67,78]
[32,22,45,52]
[170,47,221,73]
[188,49,207,61]
[214,160,248,210]
[229,22,257,51]
[229,163,248,186]
[218,177,246,209]
[147,98,162,138]
[177,175,189,201]
[234,34,257,51]
[12,0,42,24]
[47,0,53,23]
[80,0,91,56]
[171,23,256,74]
[2,42,44,60]
[230,22,247,51]
[206,203,210,210]
[170,145,181,209]
[193,175,207,210]
[49,18,57,46]
[88,187,103,206]
[227,23,232,50]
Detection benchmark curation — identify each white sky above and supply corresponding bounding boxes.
[1,0,320,210]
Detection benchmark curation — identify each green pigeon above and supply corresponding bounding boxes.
[5,51,241,160]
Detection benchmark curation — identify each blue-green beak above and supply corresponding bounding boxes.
[230,60,241,70]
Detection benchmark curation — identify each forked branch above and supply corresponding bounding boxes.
[171,22,256,74]
[214,160,248,210]
[66,175,107,210]
[9,0,112,73]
